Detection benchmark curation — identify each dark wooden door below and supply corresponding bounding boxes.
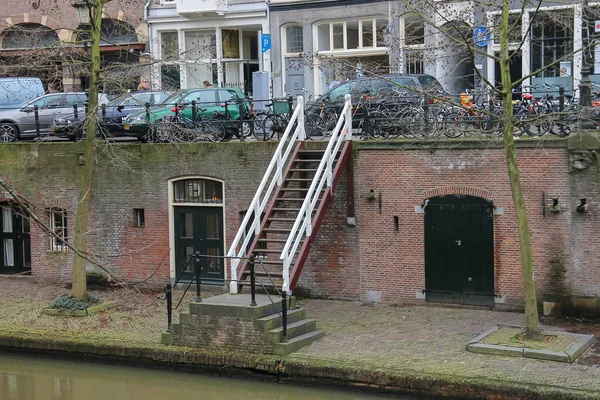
[173,206,224,283]
[0,205,31,274]
[424,195,494,306]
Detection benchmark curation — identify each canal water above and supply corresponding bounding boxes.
[0,353,427,400]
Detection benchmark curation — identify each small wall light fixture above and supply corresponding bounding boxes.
[365,189,377,201]
[548,198,561,213]
[576,198,588,214]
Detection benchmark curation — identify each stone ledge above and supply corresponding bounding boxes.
[467,325,596,363]
[41,301,116,317]
[0,331,597,400]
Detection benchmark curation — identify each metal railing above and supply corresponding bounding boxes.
[161,253,291,340]
[226,95,306,294]
[279,94,353,293]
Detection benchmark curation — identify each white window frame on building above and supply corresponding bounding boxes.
[486,4,582,97]
[281,23,304,98]
[312,17,389,94]
[49,208,68,252]
[399,14,425,74]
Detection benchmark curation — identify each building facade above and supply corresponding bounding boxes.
[0,0,149,92]
[146,0,269,95]
[1,137,599,315]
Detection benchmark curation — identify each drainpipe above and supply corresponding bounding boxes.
[144,0,152,89]
[143,0,151,22]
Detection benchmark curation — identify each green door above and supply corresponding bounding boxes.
[0,205,31,274]
[424,195,494,306]
[173,206,224,283]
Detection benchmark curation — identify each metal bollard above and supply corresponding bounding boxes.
[166,283,172,331]
[174,103,179,118]
[238,99,245,143]
[191,100,197,128]
[281,291,288,343]
[559,87,565,114]
[144,102,150,124]
[73,104,79,120]
[101,104,106,120]
[34,105,40,138]
[195,252,202,302]
[249,254,257,306]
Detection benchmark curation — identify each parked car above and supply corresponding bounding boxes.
[0,92,109,142]
[307,74,446,124]
[51,91,173,141]
[0,77,45,111]
[122,87,250,141]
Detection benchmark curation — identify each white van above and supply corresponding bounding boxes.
[0,77,45,110]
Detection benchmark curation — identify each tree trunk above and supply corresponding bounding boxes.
[499,1,541,340]
[71,0,104,301]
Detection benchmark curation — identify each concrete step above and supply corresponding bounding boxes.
[179,311,190,325]
[273,330,326,356]
[267,318,317,344]
[188,294,296,319]
[254,307,306,331]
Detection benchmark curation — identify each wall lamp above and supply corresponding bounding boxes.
[576,199,588,214]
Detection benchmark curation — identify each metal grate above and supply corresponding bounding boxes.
[173,179,223,204]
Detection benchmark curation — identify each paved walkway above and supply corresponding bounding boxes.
[0,278,598,395]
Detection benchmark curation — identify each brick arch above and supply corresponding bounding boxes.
[5,14,62,31]
[423,186,493,201]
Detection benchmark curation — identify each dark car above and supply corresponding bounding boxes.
[122,87,250,141]
[51,91,173,141]
[308,74,446,124]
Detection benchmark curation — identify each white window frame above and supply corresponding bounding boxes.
[49,208,68,252]
[399,13,426,74]
[282,24,304,56]
[315,18,388,54]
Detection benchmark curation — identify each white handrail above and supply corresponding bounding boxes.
[227,96,305,293]
[280,94,353,294]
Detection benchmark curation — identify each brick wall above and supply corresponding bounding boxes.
[1,137,599,310]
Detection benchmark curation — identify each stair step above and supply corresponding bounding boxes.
[272,207,301,212]
[258,238,302,243]
[263,228,292,233]
[275,198,306,202]
[285,178,314,182]
[254,308,306,331]
[267,319,317,344]
[255,259,284,265]
[298,149,325,154]
[253,249,297,254]
[254,270,283,276]
[294,159,322,163]
[267,217,296,222]
[273,330,326,355]
[280,187,310,191]
[290,168,317,172]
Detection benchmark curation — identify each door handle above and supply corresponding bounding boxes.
[455,240,462,246]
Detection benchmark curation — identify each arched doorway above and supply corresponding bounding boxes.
[169,178,225,283]
[424,194,494,306]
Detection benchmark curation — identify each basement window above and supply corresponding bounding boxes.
[134,209,145,228]
[49,208,67,251]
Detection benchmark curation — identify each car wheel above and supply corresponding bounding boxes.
[0,123,19,142]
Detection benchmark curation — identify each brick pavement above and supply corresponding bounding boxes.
[0,278,598,395]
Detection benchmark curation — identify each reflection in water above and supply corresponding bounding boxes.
[0,353,420,400]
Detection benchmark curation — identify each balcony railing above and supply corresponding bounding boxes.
[176,0,228,15]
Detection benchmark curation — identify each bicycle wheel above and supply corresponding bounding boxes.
[252,112,272,141]
[304,113,324,140]
[203,120,228,142]
[437,109,462,138]
[523,106,549,137]
[263,114,286,140]
[362,110,385,139]
[321,111,338,137]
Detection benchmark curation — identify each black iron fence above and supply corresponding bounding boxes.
[161,253,290,342]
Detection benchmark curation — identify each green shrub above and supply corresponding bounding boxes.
[48,294,100,311]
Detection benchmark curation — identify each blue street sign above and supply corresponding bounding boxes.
[261,34,271,53]
[473,26,491,47]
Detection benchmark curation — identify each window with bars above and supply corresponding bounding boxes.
[173,179,223,204]
[401,14,425,74]
[285,25,303,54]
[49,208,67,251]
[531,10,573,77]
